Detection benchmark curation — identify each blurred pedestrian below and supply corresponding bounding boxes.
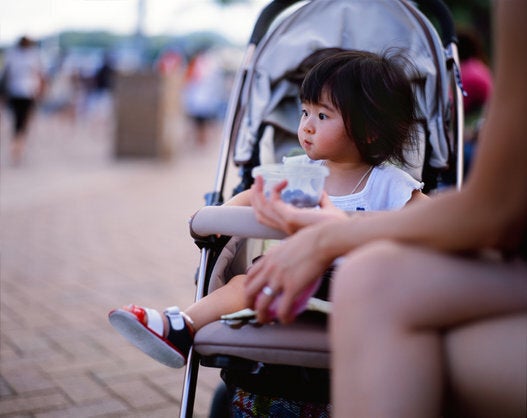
[89,51,116,117]
[94,52,115,94]
[1,35,45,165]
[183,49,226,147]
[155,48,184,76]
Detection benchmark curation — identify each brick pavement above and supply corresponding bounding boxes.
[0,107,233,417]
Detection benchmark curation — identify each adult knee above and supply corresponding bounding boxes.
[331,240,408,317]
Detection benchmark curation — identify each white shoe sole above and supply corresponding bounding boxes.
[109,310,186,368]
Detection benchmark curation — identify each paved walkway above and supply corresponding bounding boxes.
[0,106,233,417]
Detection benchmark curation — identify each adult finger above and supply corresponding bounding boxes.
[270,179,288,201]
[319,191,332,207]
[254,283,281,323]
[249,177,264,205]
[245,258,270,306]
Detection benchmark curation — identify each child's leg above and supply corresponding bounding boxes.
[184,274,248,330]
[108,274,249,368]
[330,240,527,418]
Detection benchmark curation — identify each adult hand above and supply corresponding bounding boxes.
[250,176,346,235]
[318,191,348,218]
[245,222,334,323]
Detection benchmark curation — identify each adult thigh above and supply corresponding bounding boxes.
[444,313,527,418]
[332,241,527,329]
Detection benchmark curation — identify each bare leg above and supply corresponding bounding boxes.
[445,313,527,418]
[184,274,248,331]
[11,136,26,165]
[330,240,527,418]
[109,274,250,368]
[10,98,35,165]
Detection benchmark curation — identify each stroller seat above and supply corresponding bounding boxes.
[190,206,329,369]
[196,313,329,369]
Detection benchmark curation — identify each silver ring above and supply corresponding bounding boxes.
[262,285,276,297]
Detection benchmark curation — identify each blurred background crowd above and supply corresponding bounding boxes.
[2,27,242,121]
[0,0,262,167]
[0,0,492,167]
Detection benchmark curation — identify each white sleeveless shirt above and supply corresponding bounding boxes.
[284,155,423,211]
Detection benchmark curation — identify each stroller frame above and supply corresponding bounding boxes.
[180,0,464,416]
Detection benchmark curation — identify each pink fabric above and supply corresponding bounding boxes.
[460,58,493,114]
[258,278,323,320]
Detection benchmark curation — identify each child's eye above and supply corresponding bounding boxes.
[318,113,328,120]
[301,109,308,117]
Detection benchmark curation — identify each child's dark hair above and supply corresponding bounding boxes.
[300,49,419,167]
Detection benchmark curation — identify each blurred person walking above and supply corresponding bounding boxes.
[183,49,226,147]
[88,52,116,118]
[1,35,45,165]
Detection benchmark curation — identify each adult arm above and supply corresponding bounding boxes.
[314,0,527,260]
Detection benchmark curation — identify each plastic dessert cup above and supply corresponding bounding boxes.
[252,163,329,208]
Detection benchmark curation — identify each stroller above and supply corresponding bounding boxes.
[183,0,464,416]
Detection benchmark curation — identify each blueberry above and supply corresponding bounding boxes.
[281,189,318,208]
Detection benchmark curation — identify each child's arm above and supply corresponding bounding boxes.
[223,189,252,206]
[405,189,429,206]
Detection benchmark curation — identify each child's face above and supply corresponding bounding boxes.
[298,91,359,163]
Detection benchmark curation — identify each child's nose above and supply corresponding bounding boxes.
[302,118,315,133]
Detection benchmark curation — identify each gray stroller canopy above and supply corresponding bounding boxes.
[233,0,451,170]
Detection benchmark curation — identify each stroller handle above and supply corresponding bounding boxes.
[249,0,457,47]
[249,0,299,45]
[418,0,457,45]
